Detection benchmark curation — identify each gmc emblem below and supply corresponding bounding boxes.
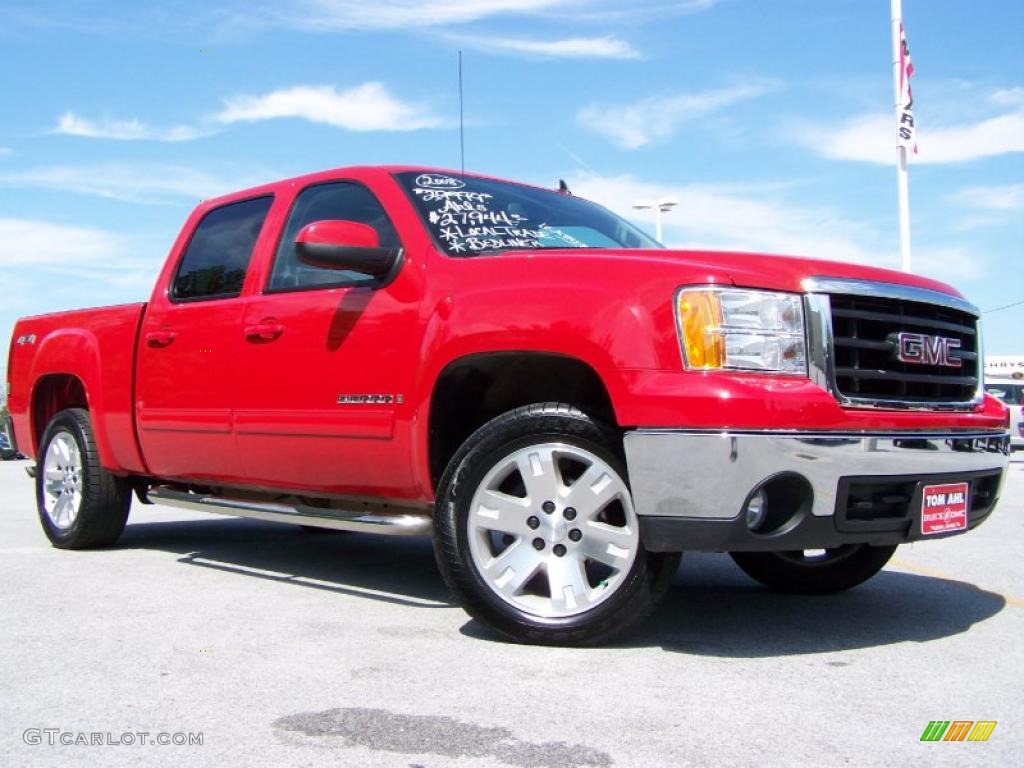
[893,332,962,368]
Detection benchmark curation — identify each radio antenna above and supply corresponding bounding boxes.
[458,50,465,175]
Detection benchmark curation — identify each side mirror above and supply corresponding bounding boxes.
[295,220,399,279]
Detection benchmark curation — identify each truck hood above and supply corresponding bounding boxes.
[516,247,969,302]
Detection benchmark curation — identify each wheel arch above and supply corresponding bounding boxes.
[31,374,91,454]
[28,328,111,464]
[425,351,619,493]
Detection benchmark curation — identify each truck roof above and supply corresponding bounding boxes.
[198,165,551,210]
[188,164,968,301]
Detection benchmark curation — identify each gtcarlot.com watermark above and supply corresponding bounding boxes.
[24,729,203,747]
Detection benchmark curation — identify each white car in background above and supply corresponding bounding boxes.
[986,378,1024,450]
[0,431,18,461]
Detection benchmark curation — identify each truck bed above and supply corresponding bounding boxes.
[7,303,148,473]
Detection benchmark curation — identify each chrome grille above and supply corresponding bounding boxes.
[829,295,979,404]
[804,278,983,410]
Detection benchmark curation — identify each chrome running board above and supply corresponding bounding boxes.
[147,486,432,536]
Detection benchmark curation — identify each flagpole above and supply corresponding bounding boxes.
[891,0,912,272]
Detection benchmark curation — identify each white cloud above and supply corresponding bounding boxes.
[0,218,127,268]
[911,247,987,283]
[0,219,163,367]
[567,171,986,283]
[249,0,721,33]
[53,111,210,142]
[796,108,1024,165]
[952,184,1024,212]
[948,183,1024,232]
[0,217,158,291]
[53,82,441,141]
[450,34,638,59]
[215,83,443,132]
[570,171,874,262]
[565,0,720,22]
[0,163,272,204]
[991,87,1024,107]
[275,0,595,30]
[578,82,777,149]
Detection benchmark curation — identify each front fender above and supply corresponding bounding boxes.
[408,282,672,498]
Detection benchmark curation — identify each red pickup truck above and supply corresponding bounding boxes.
[6,166,1010,645]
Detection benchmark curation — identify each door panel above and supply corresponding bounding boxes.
[135,300,246,481]
[233,409,394,439]
[134,195,274,483]
[235,286,418,496]
[234,180,420,497]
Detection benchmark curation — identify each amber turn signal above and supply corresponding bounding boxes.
[677,290,725,369]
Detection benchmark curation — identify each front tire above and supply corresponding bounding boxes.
[299,525,349,535]
[36,408,131,549]
[730,544,898,594]
[434,403,679,646]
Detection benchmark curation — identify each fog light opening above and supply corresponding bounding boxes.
[742,474,814,537]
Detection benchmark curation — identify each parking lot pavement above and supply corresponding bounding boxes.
[1,457,1021,767]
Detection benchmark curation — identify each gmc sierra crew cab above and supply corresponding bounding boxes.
[6,166,1010,645]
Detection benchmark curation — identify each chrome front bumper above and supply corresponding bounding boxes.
[624,430,1009,552]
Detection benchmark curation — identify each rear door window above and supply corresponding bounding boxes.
[172,196,274,301]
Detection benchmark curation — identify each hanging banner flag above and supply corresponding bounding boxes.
[898,23,917,154]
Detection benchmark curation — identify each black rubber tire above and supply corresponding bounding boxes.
[730,544,898,594]
[36,408,131,550]
[433,403,680,646]
[299,525,349,535]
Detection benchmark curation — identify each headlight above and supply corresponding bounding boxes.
[676,288,807,374]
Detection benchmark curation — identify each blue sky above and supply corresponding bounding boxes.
[1,0,1022,377]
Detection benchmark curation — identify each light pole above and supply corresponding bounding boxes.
[632,197,679,243]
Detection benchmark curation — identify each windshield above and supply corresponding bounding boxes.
[986,383,1024,405]
[395,171,661,257]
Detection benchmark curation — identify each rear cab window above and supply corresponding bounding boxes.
[171,196,274,301]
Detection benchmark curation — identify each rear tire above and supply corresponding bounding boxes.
[434,403,679,646]
[730,544,898,594]
[36,408,131,549]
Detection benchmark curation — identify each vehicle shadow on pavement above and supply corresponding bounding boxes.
[624,552,1007,656]
[115,518,453,608]
[116,519,1006,651]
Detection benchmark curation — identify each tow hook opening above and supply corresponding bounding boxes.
[743,473,814,536]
